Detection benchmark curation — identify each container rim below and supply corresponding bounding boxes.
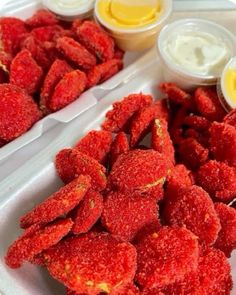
[94,0,173,34]
[157,18,236,82]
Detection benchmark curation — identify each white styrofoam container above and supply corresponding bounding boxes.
[0,48,235,295]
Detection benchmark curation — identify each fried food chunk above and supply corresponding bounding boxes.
[75,130,113,164]
[102,93,153,133]
[5,218,73,268]
[135,227,199,289]
[72,190,103,235]
[20,175,91,229]
[197,160,236,202]
[10,49,43,94]
[214,203,236,257]
[26,9,58,28]
[109,149,169,200]
[164,185,221,245]
[101,191,159,241]
[44,233,137,294]
[55,148,107,191]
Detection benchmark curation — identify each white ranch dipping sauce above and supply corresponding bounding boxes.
[163,29,231,77]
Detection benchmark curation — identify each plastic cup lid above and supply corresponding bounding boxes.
[109,0,160,25]
[43,0,95,17]
[221,56,236,109]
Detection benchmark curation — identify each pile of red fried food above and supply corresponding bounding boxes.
[0,9,124,146]
[5,83,236,295]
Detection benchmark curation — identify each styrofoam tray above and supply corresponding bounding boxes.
[0,0,147,164]
[0,47,235,295]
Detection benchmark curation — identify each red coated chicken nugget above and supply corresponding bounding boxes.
[102,93,153,133]
[49,69,87,111]
[197,160,236,203]
[159,82,192,107]
[130,100,170,147]
[20,175,91,229]
[87,59,123,88]
[0,17,28,55]
[194,87,226,121]
[5,218,73,269]
[197,246,232,294]
[21,35,51,70]
[26,9,58,28]
[55,148,107,191]
[109,149,169,200]
[76,21,115,62]
[56,37,96,70]
[114,283,140,295]
[75,130,113,164]
[164,185,221,245]
[183,115,211,131]
[151,118,175,164]
[166,164,194,192]
[43,233,137,294]
[10,49,43,95]
[135,227,199,289]
[184,128,209,148]
[72,190,103,235]
[178,138,209,170]
[214,203,236,257]
[133,220,162,245]
[0,84,42,141]
[101,191,159,241]
[224,108,236,127]
[210,122,236,168]
[110,132,129,166]
[40,59,73,113]
[31,25,64,43]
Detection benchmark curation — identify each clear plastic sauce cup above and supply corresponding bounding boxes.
[94,0,173,51]
[157,18,236,90]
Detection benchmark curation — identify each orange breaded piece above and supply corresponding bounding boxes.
[40,59,73,113]
[224,108,236,127]
[197,160,236,203]
[135,227,199,289]
[87,59,123,88]
[197,246,232,294]
[72,190,103,235]
[20,175,91,229]
[0,84,42,141]
[49,69,87,112]
[10,49,43,95]
[109,149,169,200]
[43,233,137,294]
[151,118,175,164]
[75,130,113,164]
[102,93,153,133]
[0,17,28,55]
[76,21,115,62]
[178,137,209,170]
[55,148,107,191]
[210,122,236,168]
[101,191,159,241]
[133,220,162,245]
[110,132,129,166]
[194,87,226,121]
[214,203,236,257]
[159,82,192,108]
[183,115,211,131]
[130,100,169,147]
[5,218,73,269]
[31,25,65,43]
[164,185,221,245]
[56,36,96,70]
[26,9,58,28]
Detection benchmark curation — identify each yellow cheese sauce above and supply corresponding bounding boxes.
[97,0,162,29]
[224,68,236,106]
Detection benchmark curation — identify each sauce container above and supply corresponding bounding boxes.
[157,18,236,90]
[42,0,95,21]
[94,0,173,51]
[218,57,236,111]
